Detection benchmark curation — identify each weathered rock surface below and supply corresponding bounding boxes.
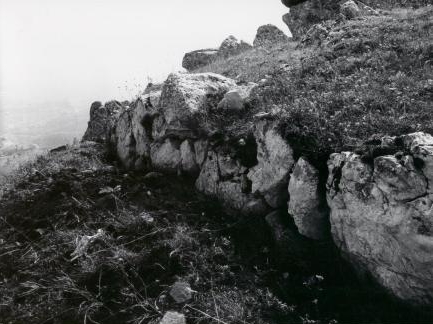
[182,49,219,71]
[169,281,193,304]
[218,35,252,58]
[115,97,159,169]
[282,0,378,39]
[159,311,186,324]
[217,82,257,112]
[326,133,433,306]
[83,101,125,143]
[253,24,290,47]
[83,63,433,308]
[288,158,328,240]
[182,36,252,72]
[248,121,295,208]
[154,73,237,138]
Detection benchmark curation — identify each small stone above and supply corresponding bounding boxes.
[140,212,154,224]
[159,311,186,324]
[169,281,193,303]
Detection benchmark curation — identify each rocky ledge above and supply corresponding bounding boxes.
[83,71,433,308]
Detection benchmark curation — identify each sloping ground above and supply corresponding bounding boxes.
[197,7,433,166]
[0,145,431,323]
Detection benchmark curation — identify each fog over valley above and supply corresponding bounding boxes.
[0,0,288,149]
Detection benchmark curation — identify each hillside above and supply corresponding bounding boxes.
[196,6,433,165]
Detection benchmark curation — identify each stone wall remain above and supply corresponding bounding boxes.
[83,71,433,308]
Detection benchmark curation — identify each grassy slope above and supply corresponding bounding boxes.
[196,7,433,165]
[0,145,296,324]
[1,146,431,324]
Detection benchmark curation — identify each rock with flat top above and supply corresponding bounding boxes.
[154,73,237,138]
[182,49,219,71]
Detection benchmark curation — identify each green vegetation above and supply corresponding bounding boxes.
[197,7,433,165]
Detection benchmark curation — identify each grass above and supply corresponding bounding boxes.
[1,143,431,324]
[192,7,433,168]
[0,145,294,324]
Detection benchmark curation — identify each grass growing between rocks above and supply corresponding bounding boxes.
[1,145,431,324]
[194,7,433,168]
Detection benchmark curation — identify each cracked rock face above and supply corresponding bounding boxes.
[288,157,328,240]
[83,101,125,143]
[115,94,160,169]
[248,121,295,209]
[326,133,433,306]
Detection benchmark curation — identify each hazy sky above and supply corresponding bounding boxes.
[0,0,289,145]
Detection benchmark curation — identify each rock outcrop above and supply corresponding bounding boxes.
[281,0,379,39]
[253,24,290,47]
[82,101,125,143]
[83,67,433,308]
[182,36,252,72]
[153,72,237,138]
[327,133,433,306]
[218,35,252,58]
[182,49,219,72]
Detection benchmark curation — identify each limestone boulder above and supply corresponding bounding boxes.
[195,149,251,212]
[326,139,433,306]
[282,0,339,39]
[150,139,182,173]
[253,24,289,47]
[154,73,237,138]
[217,83,257,112]
[218,35,252,58]
[248,121,295,208]
[288,158,328,240]
[182,49,218,71]
[82,101,124,143]
[115,97,158,169]
[180,139,199,175]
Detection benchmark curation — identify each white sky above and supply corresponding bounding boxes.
[0,0,289,145]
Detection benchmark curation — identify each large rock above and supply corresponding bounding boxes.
[195,149,251,211]
[154,73,237,138]
[248,121,295,208]
[150,139,182,173]
[82,101,124,143]
[115,96,159,169]
[216,83,257,112]
[326,133,433,306]
[282,0,339,40]
[288,158,328,240]
[182,49,219,72]
[253,25,290,47]
[218,35,252,58]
